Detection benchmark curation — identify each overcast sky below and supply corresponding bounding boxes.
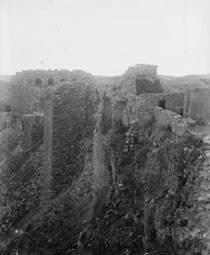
[0,0,210,76]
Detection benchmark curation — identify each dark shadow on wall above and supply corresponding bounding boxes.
[35,79,42,86]
[48,79,54,86]
[136,78,163,95]
[159,99,166,109]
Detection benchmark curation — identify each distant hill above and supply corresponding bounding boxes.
[94,75,121,86]
[158,74,210,91]
[0,73,209,94]
[0,75,13,83]
[94,73,210,93]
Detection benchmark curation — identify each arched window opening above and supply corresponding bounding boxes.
[48,79,54,86]
[159,99,166,109]
[35,78,42,86]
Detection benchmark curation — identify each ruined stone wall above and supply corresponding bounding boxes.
[136,92,184,114]
[165,92,184,114]
[0,101,11,113]
[118,92,184,128]
[42,89,53,201]
[184,88,210,123]
[93,132,112,192]
[152,107,189,136]
[124,64,158,78]
[21,113,44,151]
[196,134,210,254]
[13,69,95,88]
[0,113,11,131]
[13,70,71,87]
[129,105,188,137]
[11,84,47,115]
[116,64,163,100]
[43,82,95,198]
[11,85,32,114]
[51,82,86,195]
[93,97,117,194]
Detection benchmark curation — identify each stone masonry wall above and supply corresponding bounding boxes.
[119,92,184,128]
[196,134,210,254]
[13,69,95,87]
[11,84,44,114]
[21,113,44,151]
[0,113,11,131]
[93,132,112,192]
[152,107,189,136]
[184,88,210,123]
[113,64,162,101]
[165,92,184,114]
[11,85,32,114]
[43,82,94,198]
[42,89,53,202]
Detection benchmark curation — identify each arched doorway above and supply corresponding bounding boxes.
[48,79,55,86]
[35,78,42,86]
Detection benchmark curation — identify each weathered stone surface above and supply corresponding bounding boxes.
[12,69,95,87]
[43,81,95,199]
[184,88,210,123]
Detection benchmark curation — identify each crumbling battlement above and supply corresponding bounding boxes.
[113,64,163,100]
[11,69,96,116]
[11,85,33,114]
[123,64,158,78]
[13,69,95,87]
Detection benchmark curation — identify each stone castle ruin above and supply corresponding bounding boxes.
[1,64,210,254]
[2,65,210,198]
[7,69,97,199]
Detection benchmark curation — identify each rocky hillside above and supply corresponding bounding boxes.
[1,117,205,255]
